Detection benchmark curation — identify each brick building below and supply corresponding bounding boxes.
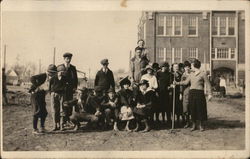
[137,11,245,86]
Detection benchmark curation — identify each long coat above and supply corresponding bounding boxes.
[130,57,148,83]
[117,88,135,107]
[57,64,78,100]
[181,72,191,114]
[94,68,115,92]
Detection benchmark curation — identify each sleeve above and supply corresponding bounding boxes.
[94,72,99,87]
[203,73,212,95]
[178,75,191,86]
[152,76,158,89]
[73,66,78,89]
[110,71,115,88]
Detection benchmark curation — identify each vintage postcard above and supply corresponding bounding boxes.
[1,0,249,158]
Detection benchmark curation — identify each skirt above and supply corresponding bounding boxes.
[188,89,208,121]
[182,87,190,115]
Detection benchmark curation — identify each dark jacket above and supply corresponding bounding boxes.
[29,73,48,92]
[157,71,171,92]
[117,88,135,107]
[101,95,119,110]
[94,68,115,92]
[85,94,105,114]
[50,75,67,94]
[57,64,78,90]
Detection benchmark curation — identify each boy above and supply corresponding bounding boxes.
[29,64,57,134]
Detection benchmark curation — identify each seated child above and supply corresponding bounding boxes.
[117,76,135,132]
[133,80,155,132]
[101,88,120,130]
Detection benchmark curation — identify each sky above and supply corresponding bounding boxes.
[2,11,141,77]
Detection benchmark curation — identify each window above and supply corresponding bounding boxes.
[157,15,182,36]
[230,48,235,59]
[157,16,164,35]
[212,16,235,36]
[220,17,226,35]
[166,48,172,64]
[188,17,198,36]
[166,16,172,36]
[174,48,182,63]
[174,16,182,35]
[157,48,165,60]
[212,48,236,60]
[228,17,235,35]
[188,48,198,58]
[212,17,218,35]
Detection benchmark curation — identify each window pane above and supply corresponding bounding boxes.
[188,48,198,58]
[174,16,181,35]
[174,48,181,63]
[211,48,215,59]
[188,17,197,35]
[212,17,218,35]
[166,16,172,35]
[157,16,164,35]
[217,48,229,59]
[166,48,172,64]
[231,48,235,59]
[228,17,235,35]
[220,17,226,35]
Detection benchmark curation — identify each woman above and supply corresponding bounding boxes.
[133,80,155,132]
[180,61,192,128]
[141,65,158,91]
[175,59,212,131]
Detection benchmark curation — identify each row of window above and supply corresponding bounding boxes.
[157,15,236,37]
[157,47,236,63]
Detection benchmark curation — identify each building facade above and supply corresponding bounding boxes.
[137,11,245,86]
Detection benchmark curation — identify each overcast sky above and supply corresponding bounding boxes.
[2,11,141,77]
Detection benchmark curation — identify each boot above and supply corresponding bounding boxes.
[199,121,205,131]
[190,121,196,131]
[60,117,65,131]
[184,115,190,128]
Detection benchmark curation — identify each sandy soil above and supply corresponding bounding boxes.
[2,88,245,151]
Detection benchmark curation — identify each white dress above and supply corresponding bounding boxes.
[140,74,158,90]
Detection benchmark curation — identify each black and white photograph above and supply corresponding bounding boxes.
[1,0,249,158]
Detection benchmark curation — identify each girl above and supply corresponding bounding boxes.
[175,59,212,131]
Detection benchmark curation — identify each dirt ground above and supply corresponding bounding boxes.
[2,87,245,151]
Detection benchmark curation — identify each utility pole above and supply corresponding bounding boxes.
[53,47,56,65]
[39,59,41,73]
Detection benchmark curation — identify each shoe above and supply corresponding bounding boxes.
[40,127,47,133]
[141,128,150,133]
[73,125,79,131]
[190,123,196,131]
[32,129,40,134]
[199,122,205,132]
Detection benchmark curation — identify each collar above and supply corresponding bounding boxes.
[64,63,70,68]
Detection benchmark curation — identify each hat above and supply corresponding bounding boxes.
[119,76,131,86]
[94,86,103,93]
[139,79,149,86]
[152,63,160,70]
[145,65,153,71]
[160,62,169,68]
[107,88,115,93]
[47,64,57,74]
[63,52,73,58]
[57,65,66,72]
[178,63,185,68]
[100,59,109,65]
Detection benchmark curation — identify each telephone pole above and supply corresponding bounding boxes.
[53,47,56,65]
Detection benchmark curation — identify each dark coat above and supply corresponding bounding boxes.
[30,89,48,118]
[117,88,135,107]
[94,68,115,92]
[130,57,148,83]
[49,75,67,94]
[170,71,183,115]
[29,73,48,92]
[101,95,119,110]
[133,89,155,117]
[85,94,105,114]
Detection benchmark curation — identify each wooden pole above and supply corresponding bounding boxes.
[53,47,56,65]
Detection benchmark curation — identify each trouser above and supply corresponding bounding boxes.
[70,112,98,126]
[50,92,64,127]
[33,116,46,130]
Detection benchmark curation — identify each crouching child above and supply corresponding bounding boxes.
[29,64,57,134]
[63,86,99,131]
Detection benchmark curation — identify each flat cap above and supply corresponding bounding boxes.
[100,59,109,65]
[47,64,57,73]
[119,76,131,86]
[63,52,73,58]
[57,65,66,72]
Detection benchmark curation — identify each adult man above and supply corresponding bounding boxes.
[57,53,78,122]
[94,59,115,94]
[130,48,149,83]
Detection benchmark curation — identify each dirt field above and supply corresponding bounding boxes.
[2,87,245,151]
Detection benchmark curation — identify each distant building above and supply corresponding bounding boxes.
[137,11,245,86]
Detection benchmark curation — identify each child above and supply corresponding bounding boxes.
[50,65,67,131]
[101,88,120,130]
[117,76,135,131]
[29,64,57,134]
[133,80,155,132]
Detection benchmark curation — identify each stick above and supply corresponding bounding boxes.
[171,72,176,130]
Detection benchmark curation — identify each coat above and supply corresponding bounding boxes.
[130,57,148,83]
[133,89,155,117]
[170,71,183,115]
[94,68,115,92]
[181,72,191,114]
[117,88,135,107]
[29,73,48,92]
